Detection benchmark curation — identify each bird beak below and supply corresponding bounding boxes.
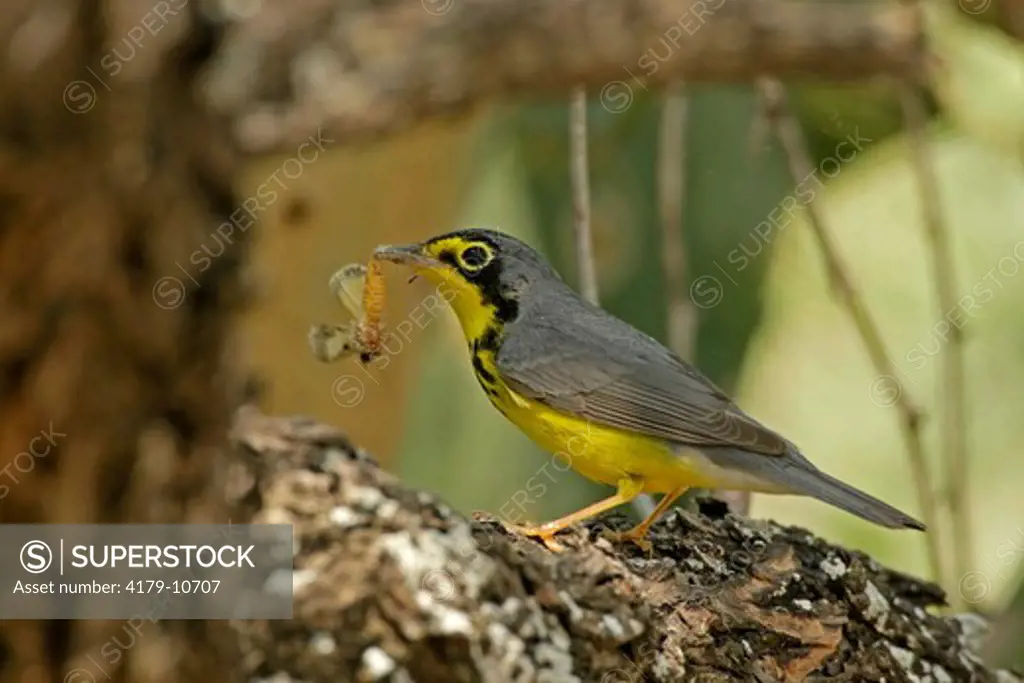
[373,243,442,268]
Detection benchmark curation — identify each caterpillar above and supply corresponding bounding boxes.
[356,258,385,355]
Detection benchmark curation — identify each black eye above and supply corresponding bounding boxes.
[459,245,490,271]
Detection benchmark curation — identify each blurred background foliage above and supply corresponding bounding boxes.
[238,2,1024,669]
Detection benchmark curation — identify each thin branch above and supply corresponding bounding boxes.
[207,0,927,153]
[655,83,749,515]
[569,87,656,520]
[995,0,1024,42]
[757,78,945,588]
[570,88,600,306]
[657,83,697,360]
[899,83,969,606]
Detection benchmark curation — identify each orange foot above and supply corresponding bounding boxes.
[604,526,653,552]
[497,487,650,552]
[603,485,687,553]
[502,522,567,552]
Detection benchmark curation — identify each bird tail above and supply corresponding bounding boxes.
[700,447,925,531]
[778,464,925,530]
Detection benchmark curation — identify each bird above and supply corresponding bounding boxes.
[373,227,925,551]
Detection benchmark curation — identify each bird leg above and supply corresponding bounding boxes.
[605,486,689,551]
[503,478,643,551]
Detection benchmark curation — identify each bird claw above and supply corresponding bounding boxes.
[604,528,653,553]
[502,522,566,552]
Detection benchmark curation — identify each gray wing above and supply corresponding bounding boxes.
[495,302,788,456]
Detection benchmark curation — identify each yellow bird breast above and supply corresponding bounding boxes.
[486,367,719,494]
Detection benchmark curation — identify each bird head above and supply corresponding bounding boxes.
[374,227,565,338]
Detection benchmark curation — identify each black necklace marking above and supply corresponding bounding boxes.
[471,352,497,385]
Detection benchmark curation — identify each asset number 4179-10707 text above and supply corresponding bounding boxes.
[126,579,221,594]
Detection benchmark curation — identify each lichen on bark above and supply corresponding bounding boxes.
[228,408,1021,683]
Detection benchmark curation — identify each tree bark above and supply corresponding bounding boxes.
[230,408,1019,683]
[0,2,243,681]
[202,0,926,152]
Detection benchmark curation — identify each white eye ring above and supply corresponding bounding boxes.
[458,244,493,272]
